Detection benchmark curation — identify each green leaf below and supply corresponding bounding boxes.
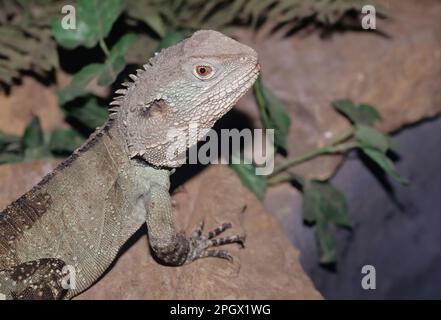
[202,0,246,28]
[362,148,409,184]
[67,97,108,130]
[229,152,267,200]
[303,180,350,264]
[355,125,390,152]
[49,129,85,153]
[156,31,190,51]
[316,221,337,264]
[21,117,51,160]
[98,56,124,87]
[333,100,382,126]
[98,33,138,86]
[303,180,351,227]
[142,12,167,37]
[126,1,168,37]
[58,34,137,101]
[264,88,291,151]
[244,0,274,27]
[254,76,291,152]
[386,135,399,150]
[124,34,159,65]
[58,63,103,105]
[303,181,321,224]
[0,152,23,164]
[1,141,21,153]
[22,117,44,150]
[24,146,52,161]
[0,131,20,149]
[51,0,125,49]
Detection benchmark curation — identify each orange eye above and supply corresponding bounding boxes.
[194,65,213,79]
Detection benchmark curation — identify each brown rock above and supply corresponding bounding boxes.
[0,77,66,135]
[0,160,59,208]
[0,161,321,299]
[234,0,441,180]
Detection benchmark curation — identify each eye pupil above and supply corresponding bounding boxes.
[199,67,206,74]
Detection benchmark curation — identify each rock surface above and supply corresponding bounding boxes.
[0,162,321,299]
[0,160,60,204]
[0,78,65,135]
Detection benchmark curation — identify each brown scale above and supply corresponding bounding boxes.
[0,192,52,251]
[8,258,68,300]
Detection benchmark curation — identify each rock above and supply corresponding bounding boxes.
[0,160,59,207]
[0,161,321,299]
[0,77,66,135]
[234,0,441,180]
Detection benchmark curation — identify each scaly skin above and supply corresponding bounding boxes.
[0,30,259,299]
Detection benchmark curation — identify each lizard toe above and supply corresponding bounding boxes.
[186,222,245,263]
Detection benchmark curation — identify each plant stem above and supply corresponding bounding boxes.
[326,142,360,153]
[268,174,292,186]
[99,38,110,57]
[328,128,354,145]
[267,173,304,187]
[269,136,359,177]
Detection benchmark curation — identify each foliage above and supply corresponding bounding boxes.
[254,76,291,152]
[0,116,85,164]
[230,152,267,201]
[334,100,409,184]
[0,0,62,86]
[0,0,380,87]
[125,0,375,34]
[51,0,126,49]
[303,180,350,264]
[232,98,408,264]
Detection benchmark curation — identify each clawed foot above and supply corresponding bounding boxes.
[185,221,245,263]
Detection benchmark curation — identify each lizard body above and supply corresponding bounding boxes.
[0,30,259,299]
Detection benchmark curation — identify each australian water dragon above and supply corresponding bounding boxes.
[0,30,260,299]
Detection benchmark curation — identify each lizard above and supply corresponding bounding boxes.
[0,30,260,300]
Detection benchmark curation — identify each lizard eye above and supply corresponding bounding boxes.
[193,65,214,80]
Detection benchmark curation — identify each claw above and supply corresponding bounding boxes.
[186,221,245,263]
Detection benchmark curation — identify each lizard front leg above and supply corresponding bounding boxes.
[145,182,245,266]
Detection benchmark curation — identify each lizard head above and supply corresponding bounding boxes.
[112,30,260,168]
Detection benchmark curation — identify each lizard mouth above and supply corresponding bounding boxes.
[204,62,260,110]
[223,62,260,106]
[237,63,260,98]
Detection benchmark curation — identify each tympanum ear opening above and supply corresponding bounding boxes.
[140,99,169,118]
